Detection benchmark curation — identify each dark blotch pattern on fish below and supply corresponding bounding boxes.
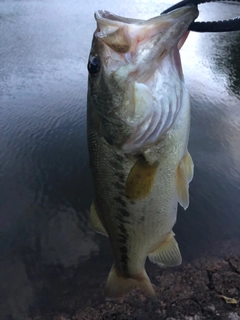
[114,196,127,207]
[109,160,124,171]
[116,214,130,225]
[115,153,124,162]
[118,233,128,245]
[120,252,129,273]
[119,208,130,217]
[119,223,128,235]
[118,227,129,273]
[113,181,124,190]
[116,172,125,182]
[120,245,128,255]
[111,154,131,273]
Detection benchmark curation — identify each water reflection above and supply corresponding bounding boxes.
[1,0,240,318]
[212,33,240,98]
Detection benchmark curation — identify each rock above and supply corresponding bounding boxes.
[204,305,216,312]
[228,312,240,320]
[184,316,206,320]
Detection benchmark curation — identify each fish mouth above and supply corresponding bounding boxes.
[94,6,199,78]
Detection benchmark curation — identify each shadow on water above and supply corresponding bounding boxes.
[0,0,240,319]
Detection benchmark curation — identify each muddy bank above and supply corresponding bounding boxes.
[26,239,240,320]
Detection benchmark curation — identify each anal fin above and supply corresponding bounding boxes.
[125,156,158,200]
[148,231,182,267]
[90,202,108,236]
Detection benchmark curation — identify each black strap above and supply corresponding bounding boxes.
[161,0,240,32]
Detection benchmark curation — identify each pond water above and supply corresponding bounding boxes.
[0,0,240,319]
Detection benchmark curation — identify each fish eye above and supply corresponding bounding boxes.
[88,56,101,75]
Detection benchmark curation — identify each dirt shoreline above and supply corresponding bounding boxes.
[28,239,240,320]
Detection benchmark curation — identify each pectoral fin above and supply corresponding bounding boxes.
[148,232,182,267]
[125,156,158,200]
[90,202,108,236]
[176,152,194,210]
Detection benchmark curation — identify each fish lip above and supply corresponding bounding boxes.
[154,5,199,48]
[94,10,118,27]
[95,6,199,25]
[151,5,199,36]
[94,10,142,24]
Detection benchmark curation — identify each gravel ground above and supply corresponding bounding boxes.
[28,239,240,320]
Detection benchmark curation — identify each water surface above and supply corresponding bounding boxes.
[1,0,240,319]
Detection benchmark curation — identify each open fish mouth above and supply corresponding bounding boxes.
[94,6,199,79]
[87,6,198,152]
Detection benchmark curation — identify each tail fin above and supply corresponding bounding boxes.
[104,264,156,299]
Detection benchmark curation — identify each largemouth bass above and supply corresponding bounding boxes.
[87,6,198,299]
